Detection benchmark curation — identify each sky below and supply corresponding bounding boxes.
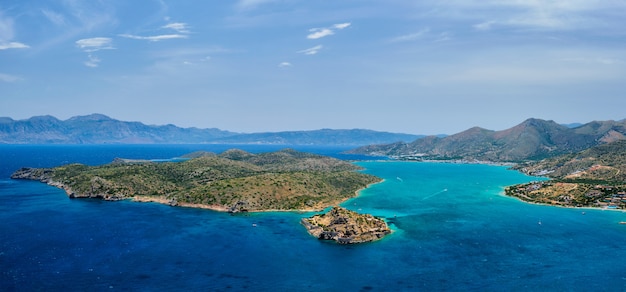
[1,0,625,135]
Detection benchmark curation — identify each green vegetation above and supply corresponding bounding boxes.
[506,140,626,209]
[12,149,380,212]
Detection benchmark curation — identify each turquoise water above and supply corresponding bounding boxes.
[2,146,626,291]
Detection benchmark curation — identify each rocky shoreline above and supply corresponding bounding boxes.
[301,206,391,244]
[11,167,376,214]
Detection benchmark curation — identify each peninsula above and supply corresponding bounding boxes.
[11,149,381,212]
[505,140,626,210]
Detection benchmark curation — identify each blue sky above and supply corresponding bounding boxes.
[1,0,625,134]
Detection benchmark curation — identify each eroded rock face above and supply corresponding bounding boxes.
[301,206,391,244]
[11,167,124,201]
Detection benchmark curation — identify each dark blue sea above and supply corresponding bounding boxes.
[1,145,626,291]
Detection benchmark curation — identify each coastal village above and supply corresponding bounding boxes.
[505,181,626,210]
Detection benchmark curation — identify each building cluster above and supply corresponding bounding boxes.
[507,181,626,210]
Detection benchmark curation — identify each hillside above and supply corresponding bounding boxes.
[514,140,626,182]
[505,140,626,209]
[11,149,381,212]
[0,114,419,145]
[348,118,626,162]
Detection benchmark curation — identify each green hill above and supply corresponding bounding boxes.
[11,149,380,212]
[514,140,626,183]
[505,140,626,209]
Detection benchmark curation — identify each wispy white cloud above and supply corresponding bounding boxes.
[84,54,101,68]
[0,42,29,50]
[145,47,224,67]
[0,73,22,83]
[389,28,450,43]
[432,1,626,32]
[75,38,113,67]
[334,23,351,30]
[390,28,430,43]
[162,22,190,33]
[0,11,29,50]
[298,45,322,55]
[121,20,192,42]
[307,22,351,39]
[76,37,114,52]
[119,34,188,42]
[500,1,600,30]
[307,28,333,40]
[0,11,16,41]
[33,1,117,53]
[63,0,117,31]
[182,56,211,66]
[434,32,452,42]
[278,62,292,67]
[41,9,67,26]
[473,20,496,31]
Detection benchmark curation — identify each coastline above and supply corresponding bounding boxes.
[123,179,385,214]
[374,158,626,213]
[384,157,516,167]
[12,160,382,214]
[131,195,327,213]
[131,196,231,212]
[498,191,626,213]
[377,157,626,213]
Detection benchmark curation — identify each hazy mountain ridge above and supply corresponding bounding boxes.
[0,114,235,144]
[0,114,420,145]
[349,118,626,162]
[211,129,423,145]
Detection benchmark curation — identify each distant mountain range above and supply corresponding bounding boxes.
[348,118,626,162]
[0,114,421,145]
[208,129,421,145]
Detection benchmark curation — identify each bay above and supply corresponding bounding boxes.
[1,145,625,291]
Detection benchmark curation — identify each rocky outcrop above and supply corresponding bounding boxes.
[11,167,124,201]
[301,206,391,244]
[11,167,53,182]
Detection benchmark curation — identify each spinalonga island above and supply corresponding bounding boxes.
[11,149,390,242]
[302,206,391,244]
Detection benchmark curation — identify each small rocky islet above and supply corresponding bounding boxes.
[301,206,391,244]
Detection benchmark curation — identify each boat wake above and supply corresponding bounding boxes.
[422,189,448,200]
